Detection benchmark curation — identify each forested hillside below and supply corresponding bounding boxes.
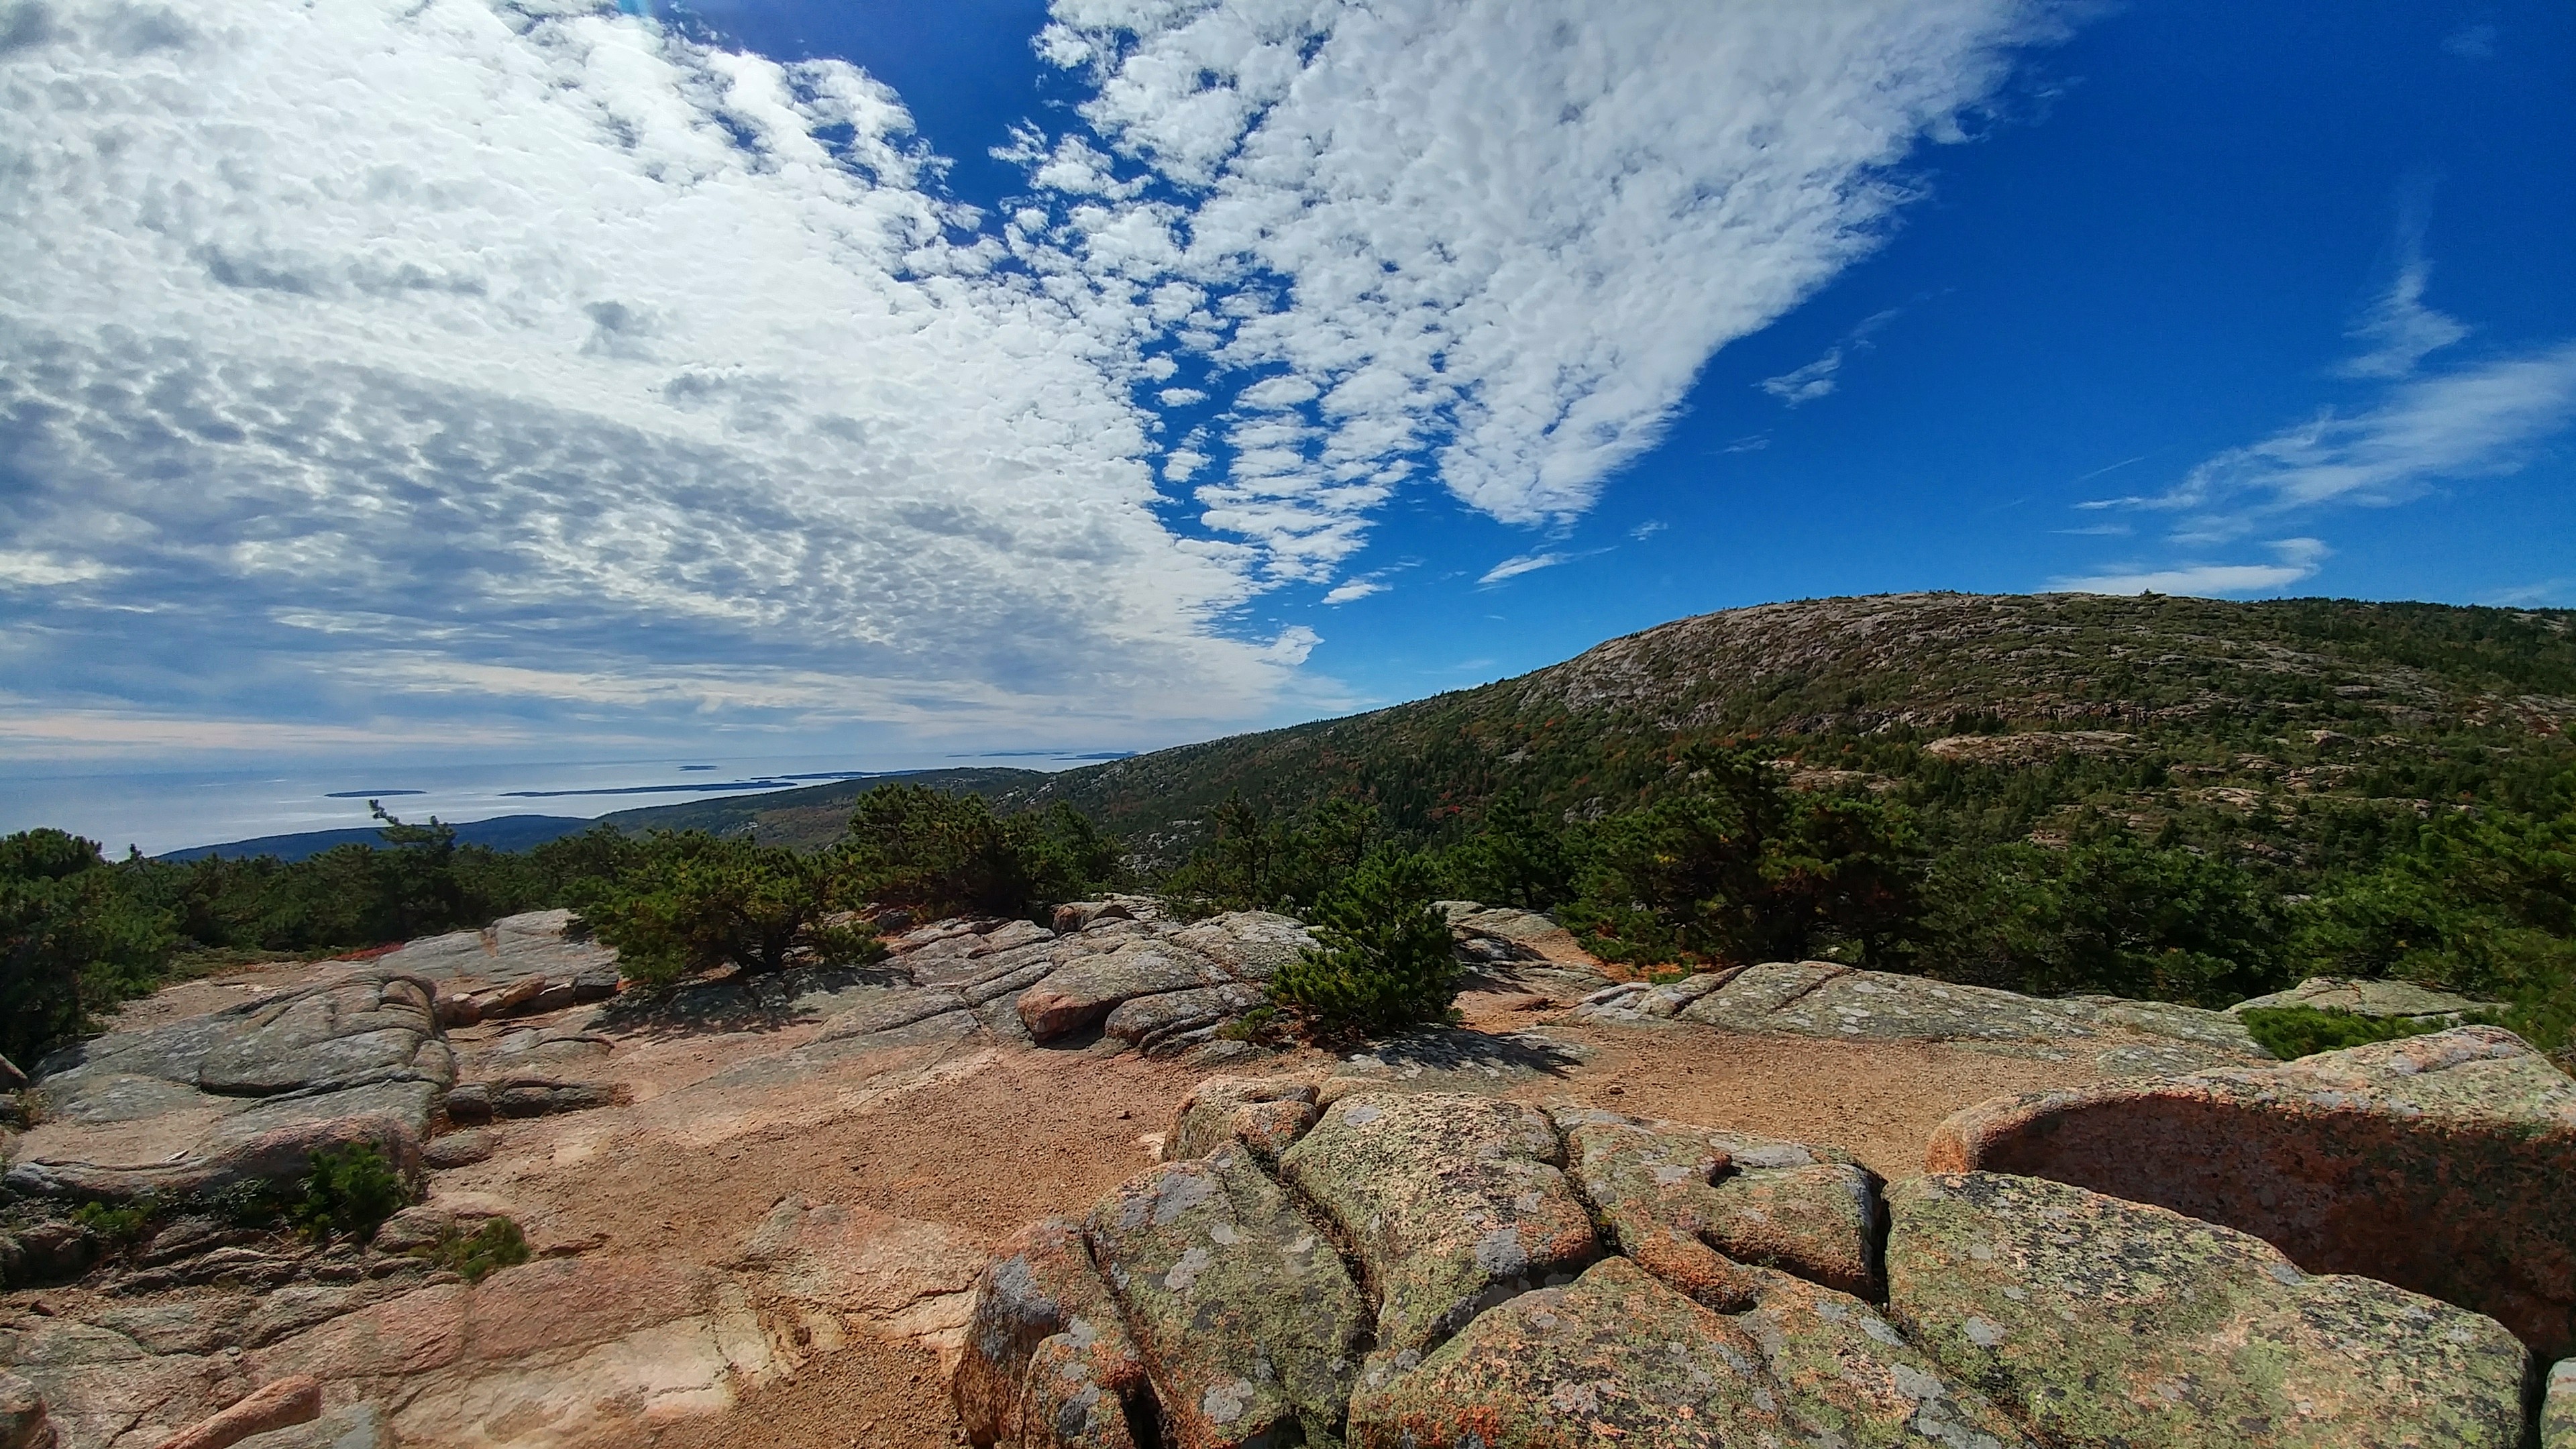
[1009,592,2576,857]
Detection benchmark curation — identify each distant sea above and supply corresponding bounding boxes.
[0,751,1106,857]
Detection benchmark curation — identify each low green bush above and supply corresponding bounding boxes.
[2237,1004,2491,1060]
[288,1143,413,1241]
[69,1199,154,1245]
[423,1216,531,1282]
[1268,849,1458,1038]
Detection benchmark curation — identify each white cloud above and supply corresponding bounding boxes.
[0,0,1297,755]
[1760,350,1848,405]
[1629,520,1668,541]
[2055,539,2328,598]
[2337,258,2469,380]
[1320,579,1385,604]
[1028,0,2061,557]
[0,0,2076,762]
[1758,307,1902,405]
[2143,343,2576,539]
[1479,551,1568,585]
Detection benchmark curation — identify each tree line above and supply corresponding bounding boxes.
[7,752,2571,1065]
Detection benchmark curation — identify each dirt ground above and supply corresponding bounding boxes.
[453,985,2112,1448]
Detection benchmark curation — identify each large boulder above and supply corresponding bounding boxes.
[1550,1104,1882,1305]
[1277,1092,1599,1377]
[7,973,450,1201]
[1925,1025,2576,1358]
[1161,1075,1321,1166]
[0,1370,50,1449]
[953,1217,1148,1449]
[1082,1146,1368,1448]
[1886,1171,2532,1448]
[1017,943,1226,1042]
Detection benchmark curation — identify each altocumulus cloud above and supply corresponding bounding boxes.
[0,0,2061,757]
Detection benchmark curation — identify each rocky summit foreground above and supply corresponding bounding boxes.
[962,1068,2546,1449]
[2,902,2571,1448]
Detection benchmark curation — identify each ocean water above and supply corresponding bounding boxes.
[0,750,1094,857]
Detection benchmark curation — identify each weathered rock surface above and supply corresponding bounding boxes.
[229,1405,392,1449]
[1550,1104,1882,1305]
[1279,1092,1599,1374]
[1926,1025,2576,1358]
[2230,974,2509,1022]
[1346,1254,1785,1448]
[1007,913,1314,1046]
[1161,1076,1321,1166]
[2546,1358,2575,1449]
[379,910,620,1022]
[1886,1171,2532,1448]
[1438,902,1617,999]
[1083,1146,1368,1448]
[954,1217,1146,1449]
[1578,960,2271,1075]
[151,1375,321,1449]
[8,973,451,1201]
[1733,1265,2032,1448]
[0,1368,52,1449]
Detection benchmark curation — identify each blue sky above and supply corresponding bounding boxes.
[3,0,2573,835]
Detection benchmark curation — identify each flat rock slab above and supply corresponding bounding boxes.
[376,909,616,989]
[1551,1104,1882,1305]
[1279,1092,1599,1373]
[2230,975,2508,1021]
[1886,1171,2532,1448]
[10,969,452,1199]
[1580,963,2270,1073]
[1083,1146,1367,1448]
[1926,1025,2576,1358]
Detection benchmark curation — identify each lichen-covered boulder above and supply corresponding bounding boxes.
[954,1216,1146,1449]
[1552,1105,1882,1305]
[1278,1092,1599,1377]
[1084,1146,1368,1448]
[1925,1025,2576,1358]
[1346,1255,1787,1447]
[1161,1076,1322,1165]
[1886,1172,2532,1448]
[1733,1266,2031,1448]
[2544,1358,2575,1449]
